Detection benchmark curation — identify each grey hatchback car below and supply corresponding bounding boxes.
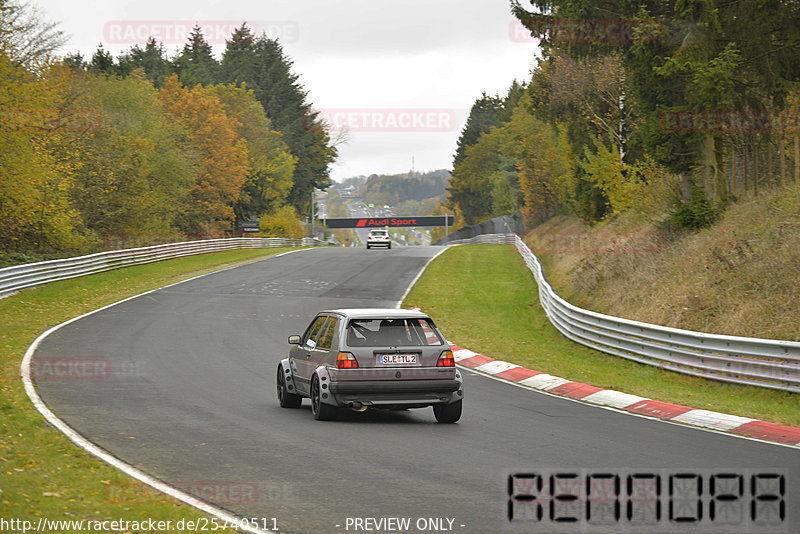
[277,308,463,422]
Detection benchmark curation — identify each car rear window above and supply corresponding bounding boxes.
[370,231,387,236]
[346,318,443,347]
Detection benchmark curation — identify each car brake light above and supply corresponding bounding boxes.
[437,350,455,367]
[337,352,359,369]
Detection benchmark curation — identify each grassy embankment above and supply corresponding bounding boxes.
[530,187,800,341]
[1,247,297,531]
[403,243,800,427]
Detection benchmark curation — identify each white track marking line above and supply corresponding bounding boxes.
[20,249,309,534]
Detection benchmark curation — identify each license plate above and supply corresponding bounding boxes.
[378,354,418,365]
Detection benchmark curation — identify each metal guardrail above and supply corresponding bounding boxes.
[433,213,524,246]
[452,233,800,393]
[0,237,330,300]
[442,233,518,245]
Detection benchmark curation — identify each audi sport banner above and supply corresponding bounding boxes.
[324,216,454,228]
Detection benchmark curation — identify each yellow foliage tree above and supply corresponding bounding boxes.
[0,54,90,251]
[257,205,304,238]
[159,74,249,234]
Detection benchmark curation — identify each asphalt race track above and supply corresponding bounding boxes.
[32,246,799,533]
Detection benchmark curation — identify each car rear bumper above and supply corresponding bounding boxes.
[328,379,462,406]
[330,379,460,394]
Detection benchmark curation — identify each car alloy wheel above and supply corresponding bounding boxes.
[277,365,302,408]
[310,376,337,421]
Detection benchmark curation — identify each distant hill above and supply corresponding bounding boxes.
[332,170,450,215]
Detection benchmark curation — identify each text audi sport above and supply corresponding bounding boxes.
[277,308,463,422]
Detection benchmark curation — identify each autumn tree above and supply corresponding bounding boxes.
[0,4,90,252]
[512,0,800,206]
[159,74,249,234]
[209,83,296,220]
[67,70,194,237]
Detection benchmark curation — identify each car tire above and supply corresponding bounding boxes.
[277,365,302,408]
[388,243,392,249]
[311,375,337,421]
[433,400,462,423]
[366,244,370,249]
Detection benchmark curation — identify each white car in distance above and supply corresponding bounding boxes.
[366,229,391,249]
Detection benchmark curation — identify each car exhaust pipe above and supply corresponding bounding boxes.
[350,402,368,412]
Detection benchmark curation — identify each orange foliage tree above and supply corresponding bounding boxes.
[159,74,249,234]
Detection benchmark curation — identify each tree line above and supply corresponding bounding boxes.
[0,1,335,258]
[446,0,800,229]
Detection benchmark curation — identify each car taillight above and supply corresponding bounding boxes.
[337,352,359,369]
[437,350,455,367]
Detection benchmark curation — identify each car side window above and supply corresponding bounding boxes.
[303,316,327,348]
[316,317,339,350]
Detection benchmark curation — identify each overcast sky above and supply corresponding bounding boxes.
[37,0,540,181]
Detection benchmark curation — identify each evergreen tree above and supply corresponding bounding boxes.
[452,92,502,168]
[88,44,113,74]
[511,0,800,203]
[222,34,336,213]
[496,80,526,124]
[61,51,84,71]
[173,25,220,87]
[220,24,259,89]
[118,38,172,87]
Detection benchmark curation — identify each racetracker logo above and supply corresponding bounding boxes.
[103,20,299,45]
[103,232,184,250]
[529,230,664,255]
[0,108,103,133]
[509,18,663,44]
[316,108,457,133]
[660,109,800,134]
[29,357,111,381]
[174,481,259,505]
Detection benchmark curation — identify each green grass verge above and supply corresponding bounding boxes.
[0,247,300,531]
[403,245,800,428]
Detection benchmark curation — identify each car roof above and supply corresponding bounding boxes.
[320,308,429,319]
[368,229,387,233]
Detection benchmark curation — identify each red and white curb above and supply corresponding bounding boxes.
[450,344,800,448]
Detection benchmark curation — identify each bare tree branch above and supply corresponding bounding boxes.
[0,0,68,68]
